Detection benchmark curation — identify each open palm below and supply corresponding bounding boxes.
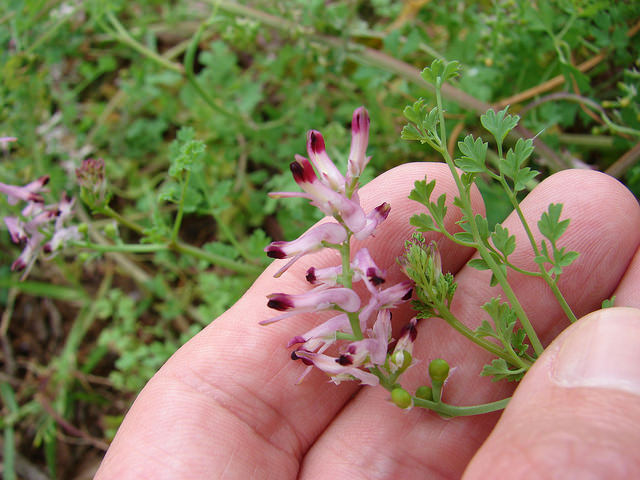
[96,163,640,479]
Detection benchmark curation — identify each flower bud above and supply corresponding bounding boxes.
[391,387,412,409]
[415,385,433,401]
[76,158,107,206]
[428,358,450,383]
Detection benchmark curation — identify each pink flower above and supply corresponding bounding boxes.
[287,313,351,351]
[352,248,386,293]
[359,280,413,329]
[389,317,418,374]
[346,107,371,185]
[306,130,345,192]
[2,178,80,272]
[265,223,347,277]
[0,137,17,149]
[292,350,380,386]
[263,287,361,325]
[270,156,367,233]
[0,175,49,205]
[11,232,44,271]
[353,202,391,241]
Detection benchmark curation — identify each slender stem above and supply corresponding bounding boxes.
[94,204,262,275]
[104,12,183,73]
[431,380,443,403]
[73,242,167,254]
[183,21,238,119]
[173,241,262,276]
[338,238,363,339]
[211,211,254,263]
[436,302,531,368]
[496,178,578,323]
[98,205,145,235]
[172,170,190,243]
[434,82,544,357]
[414,395,510,416]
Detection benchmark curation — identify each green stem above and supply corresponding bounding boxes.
[104,12,183,73]
[98,205,145,235]
[26,8,74,54]
[94,204,262,275]
[338,238,363,339]
[434,82,544,357]
[412,395,511,416]
[173,241,262,276]
[73,242,167,254]
[436,302,531,369]
[495,177,577,323]
[211,211,254,263]
[172,170,191,243]
[184,21,238,119]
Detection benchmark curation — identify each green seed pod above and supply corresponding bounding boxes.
[391,388,412,409]
[103,222,118,239]
[415,385,433,401]
[428,358,450,383]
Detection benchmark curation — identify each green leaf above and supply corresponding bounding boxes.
[421,59,460,85]
[468,258,490,271]
[408,179,436,206]
[602,296,616,309]
[453,231,474,244]
[168,127,206,177]
[481,358,526,382]
[400,124,424,142]
[402,101,424,124]
[475,319,496,338]
[538,203,570,244]
[428,193,448,226]
[455,135,488,173]
[491,224,516,258]
[475,214,490,244]
[500,138,537,191]
[410,213,438,232]
[481,107,520,146]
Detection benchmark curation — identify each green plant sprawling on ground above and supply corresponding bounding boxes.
[1,1,639,477]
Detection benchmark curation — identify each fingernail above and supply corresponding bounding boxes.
[553,307,640,396]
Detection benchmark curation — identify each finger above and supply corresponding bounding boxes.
[464,307,640,479]
[95,162,481,479]
[612,246,640,307]
[299,170,640,479]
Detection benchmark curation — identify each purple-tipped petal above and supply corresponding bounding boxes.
[262,288,361,325]
[266,293,295,311]
[305,264,345,286]
[352,248,386,292]
[0,177,48,205]
[265,223,348,276]
[293,351,379,386]
[389,317,418,374]
[44,225,81,254]
[307,130,345,191]
[4,216,26,244]
[10,232,44,272]
[346,107,371,183]
[0,136,17,145]
[288,156,366,233]
[286,313,351,350]
[353,202,391,240]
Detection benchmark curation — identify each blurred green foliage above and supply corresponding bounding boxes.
[1,0,639,477]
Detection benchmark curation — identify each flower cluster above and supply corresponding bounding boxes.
[2,149,83,272]
[263,108,417,386]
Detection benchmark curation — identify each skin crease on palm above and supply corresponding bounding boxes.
[95,162,640,480]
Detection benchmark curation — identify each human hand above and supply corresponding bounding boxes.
[95,163,640,479]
